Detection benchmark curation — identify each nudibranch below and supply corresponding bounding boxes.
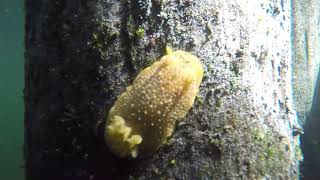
[105,47,204,158]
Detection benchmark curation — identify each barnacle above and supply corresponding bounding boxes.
[105,47,204,158]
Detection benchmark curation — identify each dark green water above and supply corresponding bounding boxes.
[301,72,320,179]
[0,0,24,179]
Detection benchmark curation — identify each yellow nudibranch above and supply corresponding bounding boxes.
[105,47,204,158]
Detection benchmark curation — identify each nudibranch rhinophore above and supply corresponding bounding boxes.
[104,47,204,158]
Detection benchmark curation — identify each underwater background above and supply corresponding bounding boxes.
[0,0,24,179]
[301,72,320,179]
[0,0,319,179]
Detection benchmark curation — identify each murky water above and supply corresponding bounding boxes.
[0,0,24,179]
[301,74,320,179]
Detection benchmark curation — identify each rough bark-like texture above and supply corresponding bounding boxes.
[293,1,320,178]
[291,0,320,124]
[25,0,302,180]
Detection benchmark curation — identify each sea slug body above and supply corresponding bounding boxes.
[105,47,204,158]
